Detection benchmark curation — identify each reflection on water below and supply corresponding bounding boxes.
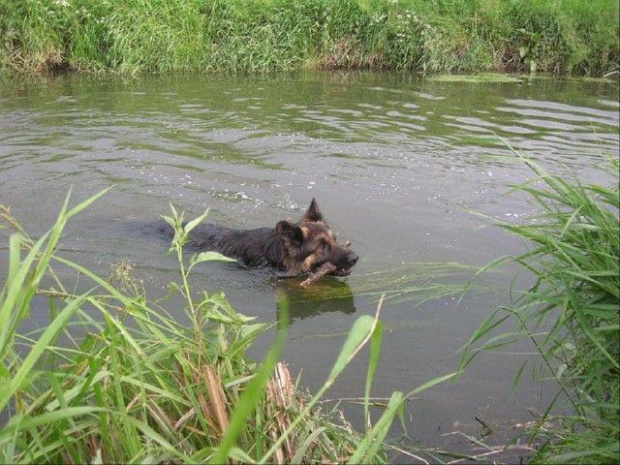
[0,71,618,452]
[276,278,356,325]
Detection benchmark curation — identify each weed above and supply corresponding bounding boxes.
[461,155,619,463]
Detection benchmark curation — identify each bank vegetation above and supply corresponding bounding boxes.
[1,0,618,75]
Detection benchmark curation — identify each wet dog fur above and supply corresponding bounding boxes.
[161,199,359,278]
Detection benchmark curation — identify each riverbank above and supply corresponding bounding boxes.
[1,0,618,75]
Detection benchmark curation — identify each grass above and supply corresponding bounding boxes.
[461,155,619,464]
[355,261,482,306]
[0,0,617,75]
[0,192,458,463]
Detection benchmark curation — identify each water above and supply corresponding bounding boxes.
[1,72,618,457]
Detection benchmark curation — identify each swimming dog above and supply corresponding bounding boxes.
[163,199,358,278]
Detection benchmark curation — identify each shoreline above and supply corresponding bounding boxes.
[2,0,618,75]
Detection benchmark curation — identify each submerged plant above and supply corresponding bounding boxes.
[0,192,457,463]
[461,156,620,464]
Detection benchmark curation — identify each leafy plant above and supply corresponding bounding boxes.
[461,155,619,464]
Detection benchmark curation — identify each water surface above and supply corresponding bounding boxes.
[1,72,618,457]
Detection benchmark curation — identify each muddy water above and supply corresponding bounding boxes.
[0,72,618,455]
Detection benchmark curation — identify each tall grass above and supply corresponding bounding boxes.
[0,193,457,463]
[0,0,617,75]
[461,156,619,464]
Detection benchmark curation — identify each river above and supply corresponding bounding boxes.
[0,71,617,459]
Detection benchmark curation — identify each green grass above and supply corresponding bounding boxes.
[461,155,620,464]
[0,193,458,463]
[0,0,617,75]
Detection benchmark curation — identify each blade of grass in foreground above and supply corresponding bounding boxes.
[350,391,405,465]
[0,232,49,345]
[364,316,383,431]
[0,294,89,412]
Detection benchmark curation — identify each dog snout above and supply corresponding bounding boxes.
[346,251,359,267]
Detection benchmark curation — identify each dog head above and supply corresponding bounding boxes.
[276,199,359,277]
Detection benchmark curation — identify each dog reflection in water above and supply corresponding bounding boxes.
[276,277,356,326]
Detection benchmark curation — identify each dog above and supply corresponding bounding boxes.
[163,199,359,278]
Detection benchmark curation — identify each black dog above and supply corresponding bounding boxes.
[163,199,358,278]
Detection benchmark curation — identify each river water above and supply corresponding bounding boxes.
[0,72,618,458]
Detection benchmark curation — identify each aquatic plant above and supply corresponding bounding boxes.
[0,192,457,463]
[461,156,620,464]
[0,0,617,75]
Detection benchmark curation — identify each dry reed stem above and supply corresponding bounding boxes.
[173,407,195,431]
[267,362,298,463]
[147,399,175,431]
[203,364,229,436]
[193,362,218,436]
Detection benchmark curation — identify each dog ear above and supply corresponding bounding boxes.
[302,198,323,222]
[276,221,303,245]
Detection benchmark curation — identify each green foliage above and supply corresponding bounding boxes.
[461,156,620,464]
[0,191,458,463]
[0,0,617,74]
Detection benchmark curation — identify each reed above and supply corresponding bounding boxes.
[461,155,619,464]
